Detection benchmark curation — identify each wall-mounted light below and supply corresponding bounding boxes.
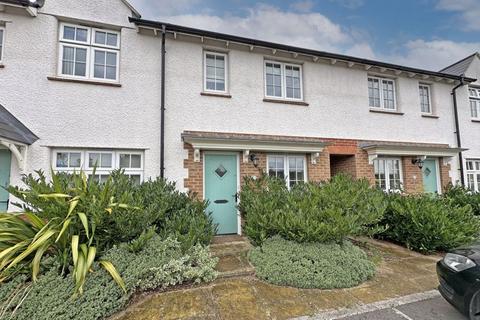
[412,156,426,169]
[249,153,259,168]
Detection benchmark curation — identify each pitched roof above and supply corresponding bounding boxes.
[0,104,39,145]
[129,18,477,83]
[440,52,480,76]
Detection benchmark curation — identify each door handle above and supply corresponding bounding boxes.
[214,199,228,204]
[234,193,239,203]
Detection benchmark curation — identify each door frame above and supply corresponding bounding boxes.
[0,148,11,211]
[424,157,442,194]
[203,151,241,235]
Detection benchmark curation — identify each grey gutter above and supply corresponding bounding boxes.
[129,17,476,83]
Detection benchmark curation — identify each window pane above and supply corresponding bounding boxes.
[94,50,105,64]
[285,65,301,99]
[106,52,117,66]
[62,46,75,75]
[74,48,87,76]
[63,26,75,40]
[119,154,130,168]
[129,175,141,185]
[0,30,3,60]
[266,63,282,97]
[76,28,88,42]
[100,153,112,168]
[89,153,100,167]
[131,155,141,168]
[75,62,86,77]
[368,78,380,108]
[471,100,479,118]
[56,153,69,167]
[70,153,81,167]
[107,33,118,47]
[106,66,116,80]
[95,31,106,45]
[94,65,104,78]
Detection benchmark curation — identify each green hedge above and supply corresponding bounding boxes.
[249,236,375,289]
[239,174,387,246]
[0,235,218,320]
[443,185,480,216]
[379,193,480,253]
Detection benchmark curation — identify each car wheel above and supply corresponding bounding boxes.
[470,290,480,320]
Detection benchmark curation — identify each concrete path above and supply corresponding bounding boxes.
[112,238,444,320]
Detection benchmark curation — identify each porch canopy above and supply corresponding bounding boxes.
[182,131,328,164]
[0,104,39,170]
[360,141,466,164]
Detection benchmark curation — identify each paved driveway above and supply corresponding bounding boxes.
[338,296,466,320]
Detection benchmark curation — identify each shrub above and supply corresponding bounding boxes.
[0,235,218,320]
[239,174,387,245]
[442,185,480,216]
[249,236,375,289]
[379,193,480,253]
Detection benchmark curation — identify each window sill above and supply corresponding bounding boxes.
[47,76,122,87]
[200,92,232,98]
[369,108,404,115]
[263,98,309,106]
[472,119,480,123]
[421,114,439,119]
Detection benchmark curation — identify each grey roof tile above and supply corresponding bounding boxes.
[0,104,38,145]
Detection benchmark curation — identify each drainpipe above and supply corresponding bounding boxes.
[160,24,166,179]
[452,75,466,186]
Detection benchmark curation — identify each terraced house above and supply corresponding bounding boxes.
[0,0,477,234]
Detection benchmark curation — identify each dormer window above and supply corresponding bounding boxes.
[58,23,120,82]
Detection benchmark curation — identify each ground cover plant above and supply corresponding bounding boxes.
[0,170,217,319]
[249,236,375,289]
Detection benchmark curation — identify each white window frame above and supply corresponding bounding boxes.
[466,159,480,192]
[373,157,403,192]
[52,149,144,183]
[90,47,120,81]
[266,154,307,189]
[203,51,228,94]
[0,26,5,63]
[419,83,432,114]
[264,60,304,101]
[57,23,120,82]
[368,76,397,111]
[469,87,480,120]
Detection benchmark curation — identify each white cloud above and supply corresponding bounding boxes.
[290,0,316,13]
[329,0,364,9]
[129,0,200,17]
[382,39,480,70]
[436,0,480,31]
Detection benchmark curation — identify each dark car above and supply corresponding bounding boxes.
[437,244,480,319]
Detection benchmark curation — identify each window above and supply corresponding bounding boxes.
[265,61,303,100]
[204,52,227,93]
[419,84,431,114]
[53,150,143,184]
[267,155,306,188]
[469,88,480,119]
[368,77,396,110]
[58,23,120,81]
[466,160,480,192]
[0,27,4,62]
[373,158,403,191]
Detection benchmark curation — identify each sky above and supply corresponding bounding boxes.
[128,0,480,71]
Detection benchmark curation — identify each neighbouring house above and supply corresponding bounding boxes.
[0,0,477,234]
[440,53,480,192]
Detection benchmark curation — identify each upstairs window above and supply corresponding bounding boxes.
[204,52,227,93]
[0,27,4,62]
[265,61,303,100]
[466,160,480,192]
[469,88,480,119]
[58,23,120,81]
[267,154,306,188]
[368,76,396,110]
[419,84,432,114]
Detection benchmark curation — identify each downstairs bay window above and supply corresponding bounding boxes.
[373,158,403,191]
[466,160,480,192]
[53,150,143,184]
[267,154,306,188]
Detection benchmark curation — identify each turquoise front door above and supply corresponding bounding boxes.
[0,150,11,211]
[422,159,439,194]
[205,154,238,234]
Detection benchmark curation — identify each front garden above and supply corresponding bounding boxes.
[240,174,480,288]
[1,170,480,319]
[0,171,218,319]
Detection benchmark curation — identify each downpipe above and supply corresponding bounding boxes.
[451,75,465,186]
[160,24,166,179]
